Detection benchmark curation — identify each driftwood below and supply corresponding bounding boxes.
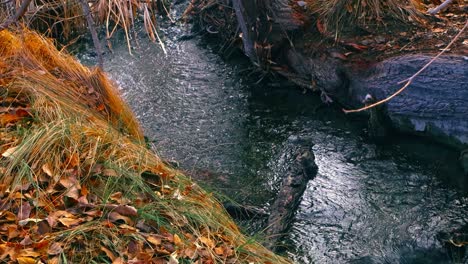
[265,136,318,251]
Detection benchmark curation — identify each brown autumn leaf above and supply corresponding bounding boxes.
[67,153,80,168]
[17,202,32,221]
[108,211,133,225]
[37,220,51,235]
[47,256,60,264]
[18,218,43,226]
[41,163,54,180]
[1,211,16,221]
[109,192,130,204]
[113,257,125,264]
[115,205,138,216]
[47,210,74,227]
[58,217,82,227]
[146,235,162,246]
[7,225,20,239]
[0,113,23,125]
[101,246,117,261]
[173,234,183,247]
[103,168,118,177]
[59,175,80,189]
[64,185,81,201]
[214,247,224,256]
[199,236,215,249]
[20,236,33,246]
[184,246,197,259]
[48,242,63,255]
[16,257,37,264]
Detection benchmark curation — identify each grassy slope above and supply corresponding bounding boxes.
[0,29,288,264]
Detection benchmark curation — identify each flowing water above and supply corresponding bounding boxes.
[76,7,468,263]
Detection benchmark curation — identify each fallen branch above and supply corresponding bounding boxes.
[428,0,454,15]
[0,0,32,31]
[343,19,467,114]
[79,0,104,68]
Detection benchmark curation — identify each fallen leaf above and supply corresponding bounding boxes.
[20,236,33,246]
[42,163,53,177]
[18,218,43,226]
[199,236,215,249]
[174,234,182,247]
[47,242,63,255]
[214,247,224,255]
[103,169,118,177]
[117,205,137,216]
[108,211,133,225]
[17,201,32,221]
[2,146,18,158]
[58,217,82,227]
[146,235,162,246]
[113,257,125,264]
[16,257,36,264]
[101,247,116,261]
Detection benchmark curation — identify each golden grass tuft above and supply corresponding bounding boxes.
[305,0,426,32]
[0,29,289,263]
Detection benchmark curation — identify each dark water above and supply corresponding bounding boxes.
[76,8,468,263]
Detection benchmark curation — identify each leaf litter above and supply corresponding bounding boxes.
[0,29,287,264]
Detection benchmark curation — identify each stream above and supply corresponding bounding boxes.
[76,6,468,263]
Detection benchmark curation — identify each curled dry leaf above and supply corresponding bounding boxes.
[108,211,133,225]
[42,163,53,177]
[101,246,117,261]
[116,205,138,216]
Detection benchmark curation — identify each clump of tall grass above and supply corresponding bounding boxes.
[0,0,168,51]
[305,0,425,32]
[0,29,289,263]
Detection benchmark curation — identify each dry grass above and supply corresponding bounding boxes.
[304,0,426,32]
[0,0,167,52]
[0,29,289,263]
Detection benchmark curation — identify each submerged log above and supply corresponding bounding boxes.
[265,136,318,251]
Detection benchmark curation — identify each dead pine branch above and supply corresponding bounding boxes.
[0,0,32,31]
[79,0,104,68]
[343,19,468,114]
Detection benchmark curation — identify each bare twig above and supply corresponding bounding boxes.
[0,0,32,31]
[428,0,454,15]
[79,0,103,68]
[343,19,467,114]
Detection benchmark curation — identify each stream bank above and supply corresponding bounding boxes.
[186,0,468,151]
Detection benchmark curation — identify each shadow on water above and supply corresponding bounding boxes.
[75,7,468,262]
